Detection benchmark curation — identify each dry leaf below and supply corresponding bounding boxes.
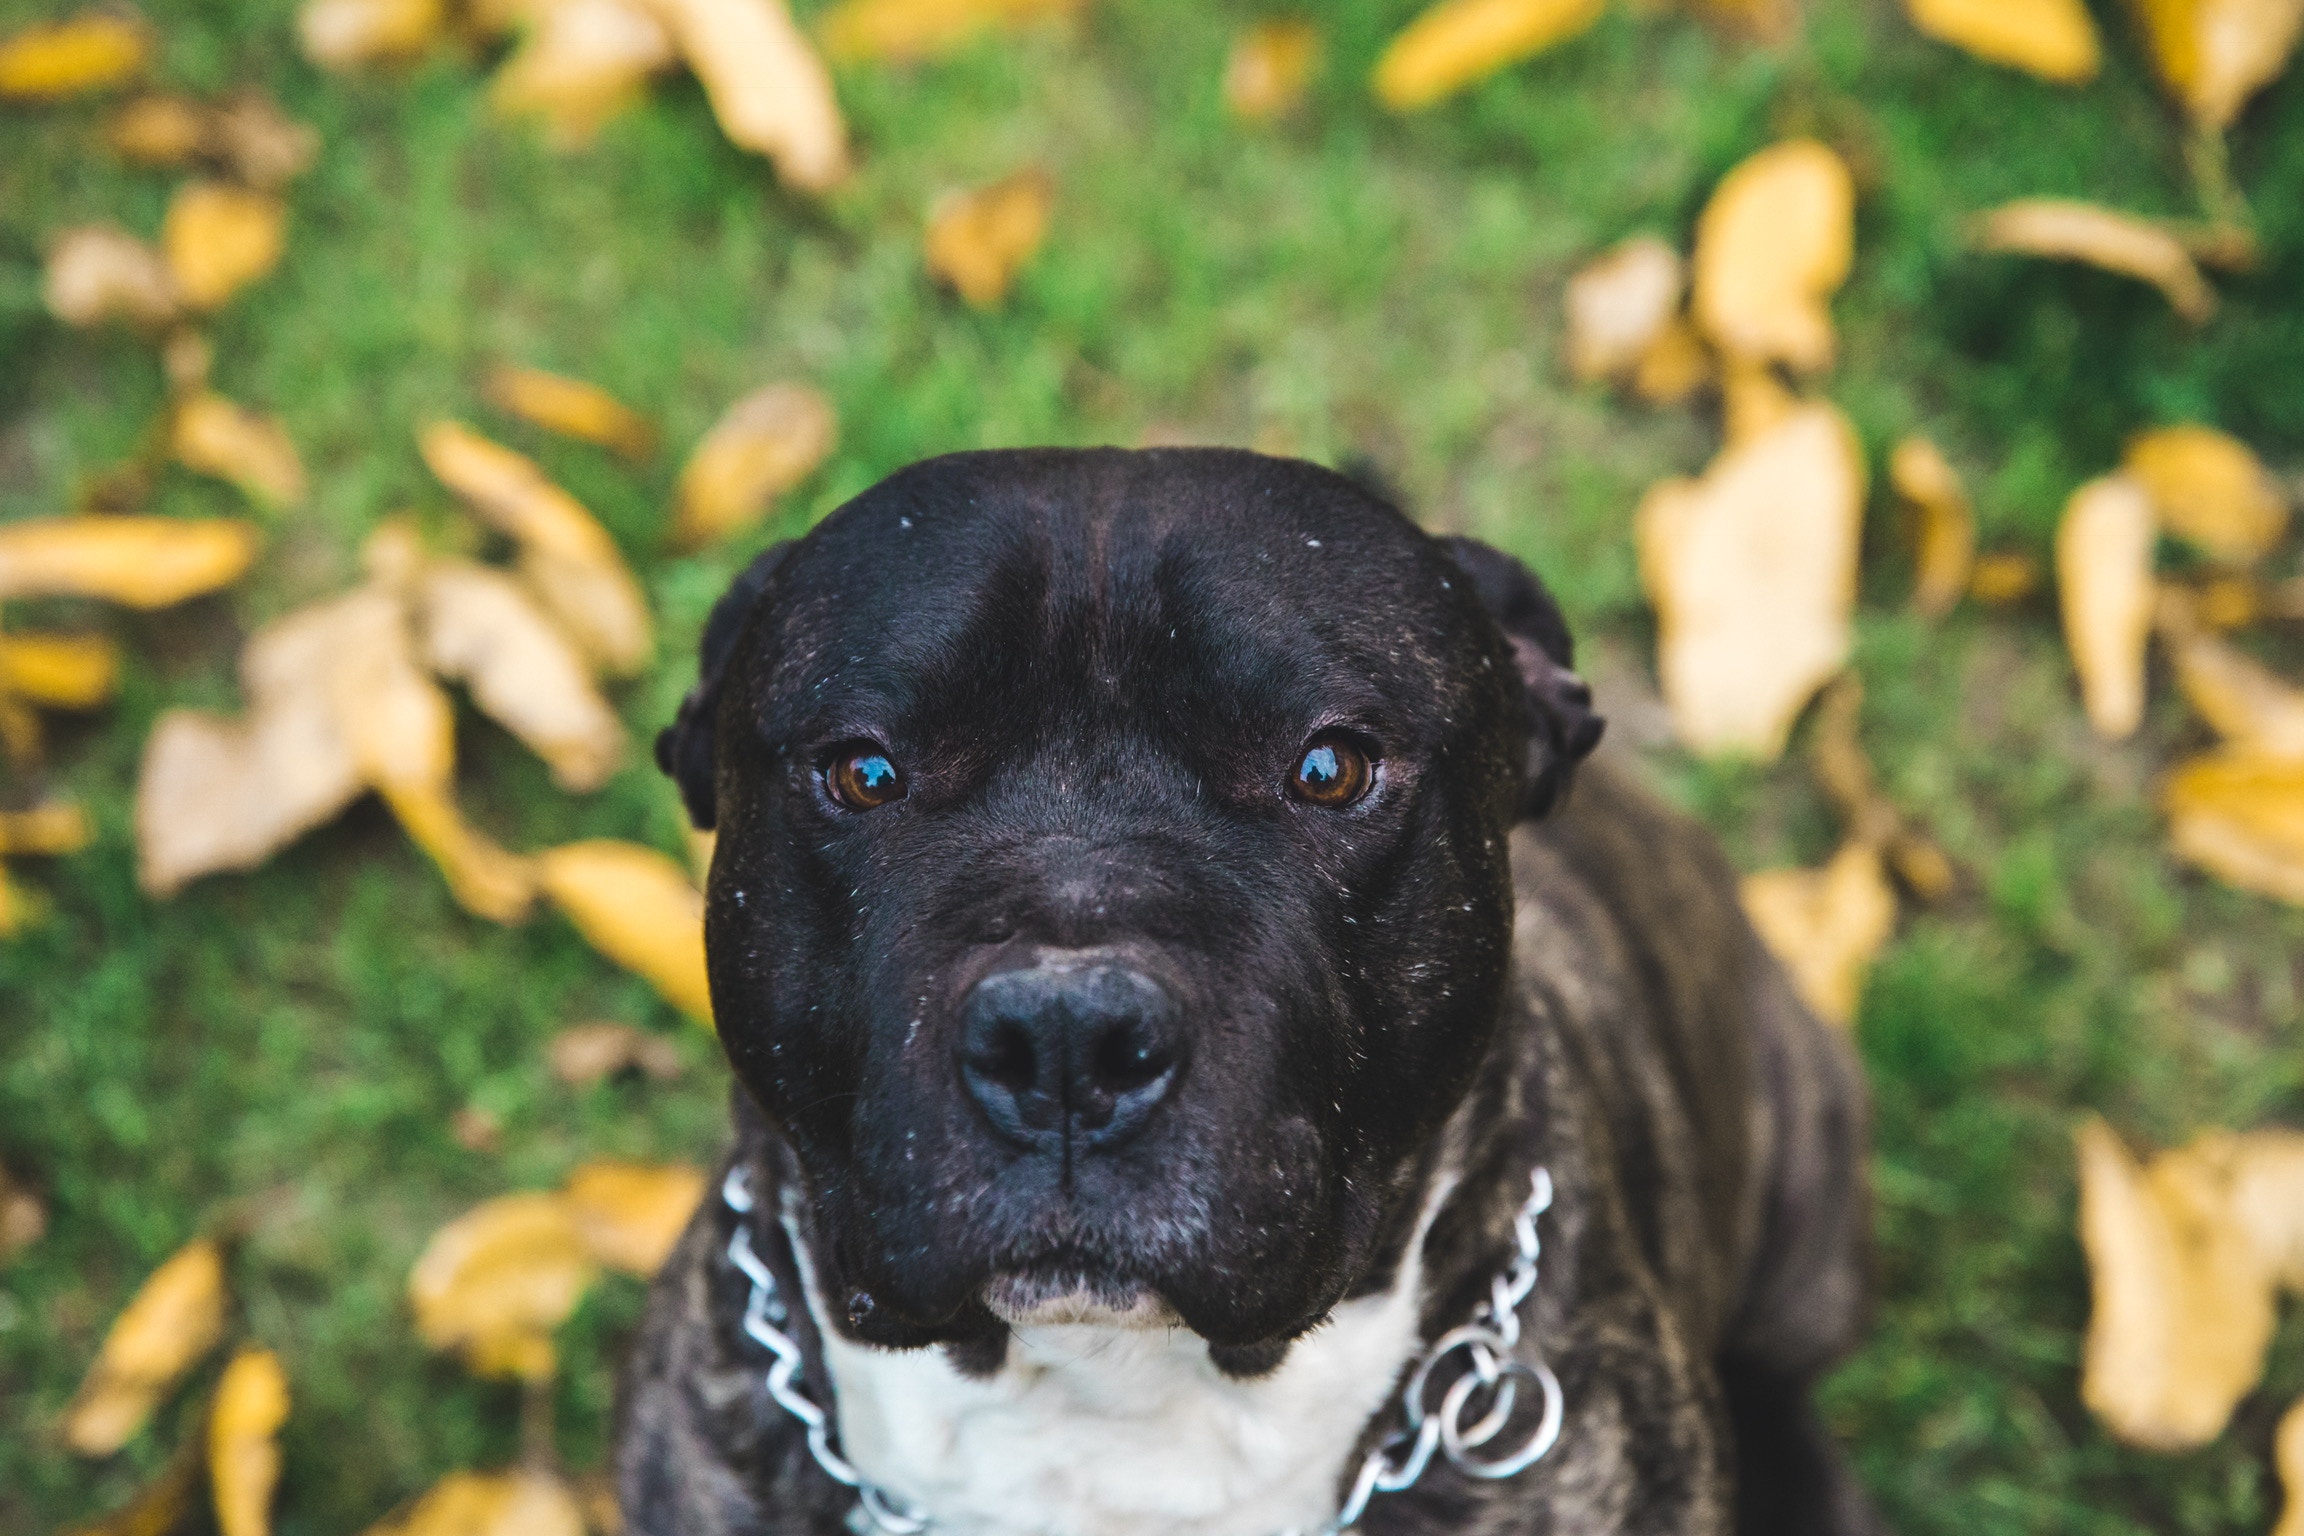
[409,1193,595,1380]
[1810,675,1957,901]
[1635,403,1866,759]
[2131,0,2304,129]
[172,394,306,510]
[208,1347,289,1536]
[162,183,286,313]
[642,0,848,191]
[483,365,655,459]
[2056,475,2157,740]
[384,782,541,923]
[1903,0,2100,82]
[1370,0,1604,112]
[925,169,1054,308]
[361,1470,586,1536]
[1563,236,1684,385]
[0,11,149,100]
[490,0,676,146]
[817,0,1078,64]
[0,800,94,856]
[109,94,211,166]
[1973,199,2216,323]
[2228,1129,2304,1287]
[0,632,120,709]
[1890,436,1977,620]
[536,840,712,1022]
[1692,140,1854,374]
[45,225,180,330]
[1970,550,2042,603]
[563,1160,706,1275]
[672,382,837,546]
[1740,841,1897,1026]
[298,0,445,68]
[548,1020,685,1085]
[0,1163,46,1263]
[2123,424,2289,564]
[2160,603,2304,759]
[1628,319,1714,405]
[2278,1398,2304,1536]
[211,94,322,188]
[65,1238,228,1456]
[2162,750,2304,903]
[0,516,258,608]
[1223,18,1320,122]
[1719,361,1797,448]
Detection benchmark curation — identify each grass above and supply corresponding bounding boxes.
[4,0,2304,1530]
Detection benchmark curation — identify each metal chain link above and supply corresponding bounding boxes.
[721,1163,1562,1536]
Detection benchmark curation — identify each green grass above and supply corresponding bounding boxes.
[4,0,2304,1530]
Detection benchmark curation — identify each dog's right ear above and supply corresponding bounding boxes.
[1436,536,1604,819]
[655,543,792,831]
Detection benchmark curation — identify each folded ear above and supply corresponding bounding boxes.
[655,543,792,830]
[1436,536,1605,818]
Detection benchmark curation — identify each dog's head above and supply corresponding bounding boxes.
[660,449,1599,1360]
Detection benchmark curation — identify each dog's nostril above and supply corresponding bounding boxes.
[1089,1021,1171,1095]
[969,1018,1040,1093]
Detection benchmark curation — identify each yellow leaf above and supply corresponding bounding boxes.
[1739,841,1897,1026]
[0,632,120,709]
[0,863,32,938]
[2055,475,2156,740]
[548,1020,685,1085]
[2162,750,2304,904]
[65,1238,228,1456]
[298,0,445,68]
[2160,606,2304,759]
[2122,424,2289,564]
[641,0,848,191]
[536,840,713,1023]
[1890,436,1976,620]
[2278,1398,2304,1536]
[361,1470,586,1536]
[172,394,306,510]
[0,800,93,857]
[1969,549,2041,604]
[211,94,322,189]
[1370,0,1603,112]
[0,11,149,101]
[1562,235,1684,385]
[0,516,258,608]
[409,1193,595,1380]
[1719,360,1797,448]
[1223,18,1320,122]
[1691,139,1854,374]
[44,224,180,330]
[380,782,541,924]
[482,365,655,459]
[817,0,1078,64]
[208,1348,289,1536]
[489,0,676,147]
[1973,199,2216,323]
[672,382,837,547]
[108,94,212,166]
[925,168,1054,309]
[1903,0,2101,81]
[1628,318,1714,405]
[162,183,286,313]
[2130,0,2304,129]
[2227,1129,2304,1288]
[1635,402,1866,759]
[563,1160,707,1275]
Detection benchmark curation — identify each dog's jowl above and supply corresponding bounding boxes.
[618,449,1879,1536]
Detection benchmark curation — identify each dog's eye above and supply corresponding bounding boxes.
[826,746,906,811]
[1289,734,1373,809]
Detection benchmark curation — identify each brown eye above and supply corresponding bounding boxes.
[827,746,905,811]
[1289,734,1373,808]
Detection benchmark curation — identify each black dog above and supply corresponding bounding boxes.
[618,448,1878,1536]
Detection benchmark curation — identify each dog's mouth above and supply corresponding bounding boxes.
[981,1256,1179,1329]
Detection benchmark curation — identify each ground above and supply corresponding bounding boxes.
[4,0,2304,1531]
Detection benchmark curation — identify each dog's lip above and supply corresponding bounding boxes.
[981,1262,1179,1329]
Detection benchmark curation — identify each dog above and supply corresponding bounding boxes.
[616,448,1879,1536]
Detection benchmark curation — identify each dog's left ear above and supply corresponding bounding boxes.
[1437,536,1605,818]
[654,543,792,831]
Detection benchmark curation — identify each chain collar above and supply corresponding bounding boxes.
[721,1163,1563,1536]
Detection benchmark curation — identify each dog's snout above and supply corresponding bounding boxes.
[959,961,1182,1154]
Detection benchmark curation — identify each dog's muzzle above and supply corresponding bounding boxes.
[958,955,1184,1155]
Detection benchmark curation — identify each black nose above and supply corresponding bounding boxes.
[959,961,1182,1154]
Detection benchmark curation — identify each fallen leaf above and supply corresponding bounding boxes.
[211,94,322,188]
[0,800,93,856]
[382,780,542,924]
[2056,475,2157,740]
[2123,424,2289,564]
[1970,549,2042,603]
[0,863,34,937]
[672,382,837,546]
[409,1193,595,1380]
[817,0,1078,64]
[548,1020,685,1086]
[574,1473,623,1536]
[563,1160,706,1275]
[298,0,445,68]
[2159,598,2304,758]
[361,1470,586,1536]
[1223,18,1320,122]
[2162,750,2304,903]
[1628,318,1714,405]
[0,516,258,608]
[1370,0,1604,111]
[1902,0,2100,81]
[451,1106,504,1154]
[164,329,214,395]
[108,94,211,166]
[162,183,286,312]
[1635,403,1866,759]
[45,224,179,330]
[208,1347,289,1536]
[2228,1129,2304,1287]
[2278,1397,2304,1536]
[536,840,712,1022]
[483,365,655,459]
[1740,841,1897,1026]
[0,1163,46,1264]
[925,168,1054,308]
[1890,436,1977,619]
[1719,361,1797,448]
[490,0,676,146]
[1563,235,1684,385]
[1973,199,2217,323]
[0,632,120,709]
[1809,675,1957,901]
[0,10,149,100]
[642,0,848,191]
[2131,0,2304,130]
[172,394,306,510]
[59,1443,203,1536]
[65,1238,228,1456]
[1692,140,1854,374]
